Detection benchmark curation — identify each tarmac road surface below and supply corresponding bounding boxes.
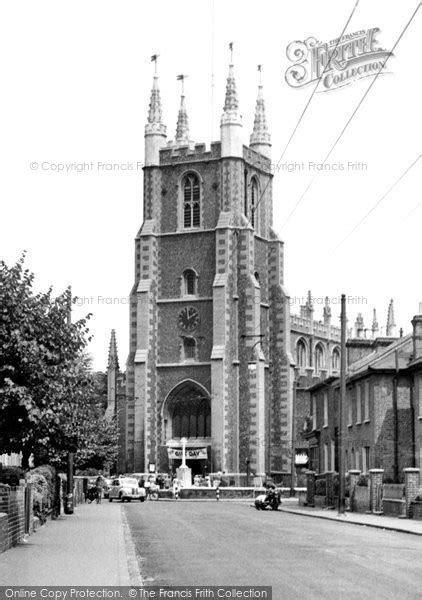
[124,500,422,600]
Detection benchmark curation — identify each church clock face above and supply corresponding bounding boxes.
[178,306,199,332]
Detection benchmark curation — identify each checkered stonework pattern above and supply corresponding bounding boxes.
[122,94,292,476]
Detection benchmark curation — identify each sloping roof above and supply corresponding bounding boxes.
[348,334,413,379]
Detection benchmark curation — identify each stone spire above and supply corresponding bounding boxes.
[371,308,379,338]
[223,64,240,115]
[250,69,271,158]
[175,94,190,145]
[386,299,396,336]
[147,77,163,126]
[220,47,243,158]
[106,329,119,417]
[108,329,119,370]
[144,62,167,166]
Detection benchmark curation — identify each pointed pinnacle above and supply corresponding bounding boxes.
[250,84,271,147]
[386,299,396,336]
[223,64,240,114]
[108,329,119,370]
[175,94,190,144]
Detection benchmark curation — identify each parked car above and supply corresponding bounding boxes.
[108,477,146,502]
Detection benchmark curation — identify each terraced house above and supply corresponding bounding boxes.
[303,308,422,482]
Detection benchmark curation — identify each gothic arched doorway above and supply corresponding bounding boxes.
[162,380,211,475]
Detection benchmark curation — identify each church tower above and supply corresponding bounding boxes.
[123,56,294,479]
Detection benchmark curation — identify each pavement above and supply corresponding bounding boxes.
[278,498,422,536]
[0,501,141,586]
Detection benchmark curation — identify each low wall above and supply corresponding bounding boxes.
[0,485,26,552]
[383,499,406,517]
[170,487,267,500]
[157,486,304,500]
[410,501,422,520]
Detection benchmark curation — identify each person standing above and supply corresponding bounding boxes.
[95,476,103,504]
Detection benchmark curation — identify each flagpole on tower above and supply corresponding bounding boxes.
[177,74,188,95]
[150,53,159,74]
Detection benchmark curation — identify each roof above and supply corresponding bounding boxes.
[347,334,413,380]
[306,376,338,393]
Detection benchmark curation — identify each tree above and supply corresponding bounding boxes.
[0,254,118,470]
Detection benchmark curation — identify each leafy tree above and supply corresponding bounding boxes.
[0,254,118,470]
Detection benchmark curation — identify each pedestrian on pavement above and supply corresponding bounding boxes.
[95,476,103,504]
[144,478,151,499]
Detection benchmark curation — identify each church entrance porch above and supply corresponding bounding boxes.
[161,380,212,476]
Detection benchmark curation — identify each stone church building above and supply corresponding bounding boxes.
[108,61,372,481]
[114,60,298,479]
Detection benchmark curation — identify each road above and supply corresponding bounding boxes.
[124,500,422,600]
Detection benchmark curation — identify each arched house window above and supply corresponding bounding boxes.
[296,339,307,369]
[182,172,201,229]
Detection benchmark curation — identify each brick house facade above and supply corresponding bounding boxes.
[302,312,422,482]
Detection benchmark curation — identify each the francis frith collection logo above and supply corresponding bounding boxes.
[285,28,392,91]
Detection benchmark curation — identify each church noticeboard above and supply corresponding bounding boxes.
[167,447,208,460]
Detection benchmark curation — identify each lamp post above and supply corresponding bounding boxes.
[290,377,298,496]
[338,293,346,515]
[246,458,250,487]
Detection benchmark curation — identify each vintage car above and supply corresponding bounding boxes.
[108,477,146,502]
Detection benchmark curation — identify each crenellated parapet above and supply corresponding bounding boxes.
[159,141,222,166]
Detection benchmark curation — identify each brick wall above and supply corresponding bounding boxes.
[0,514,7,553]
[411,501,422,520]
[0,484,27,553]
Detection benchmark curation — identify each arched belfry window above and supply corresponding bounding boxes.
[182,269,197,296]
[183,173,201,229]
[183,337,196,361]
[250,178,258,230]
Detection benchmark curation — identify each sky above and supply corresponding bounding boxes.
[1,0,421,370]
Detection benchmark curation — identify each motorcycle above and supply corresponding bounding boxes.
[254,489,281,511]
